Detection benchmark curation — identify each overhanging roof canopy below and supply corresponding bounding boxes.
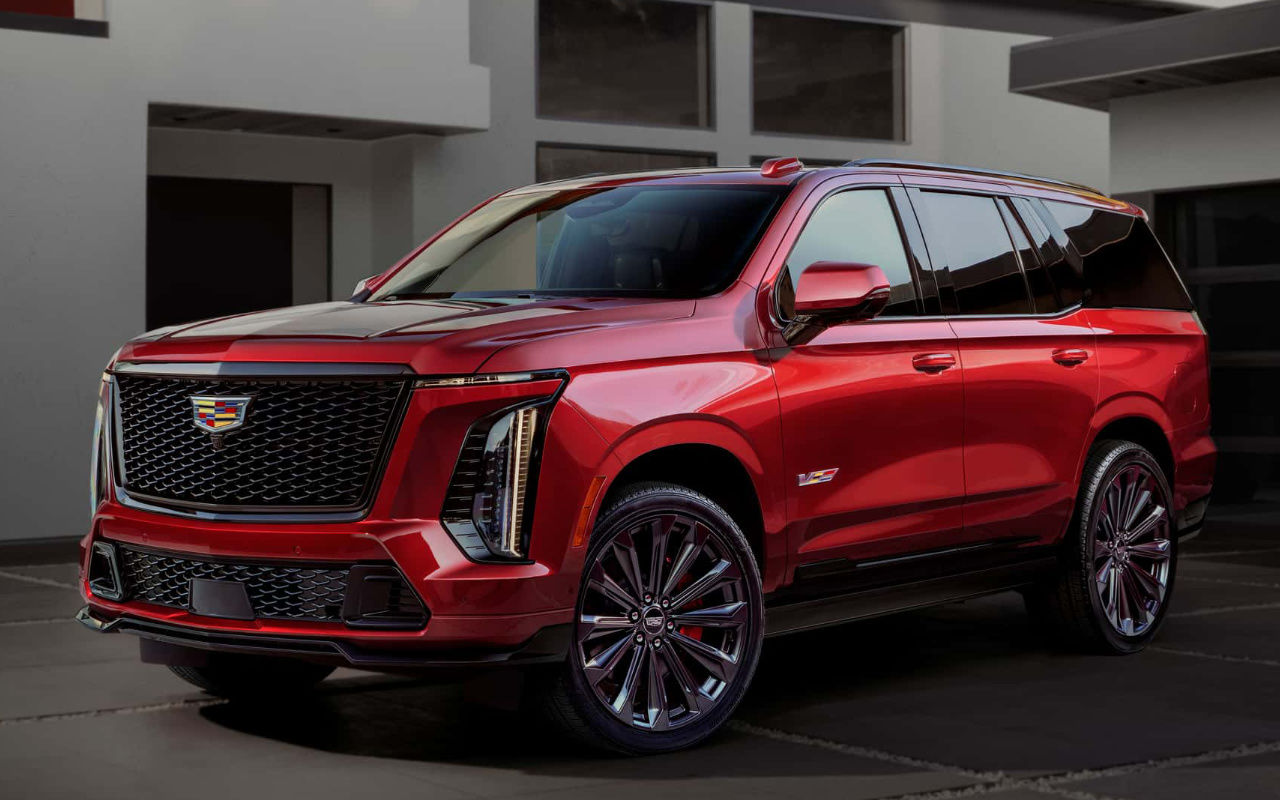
[1010,0,1280,110]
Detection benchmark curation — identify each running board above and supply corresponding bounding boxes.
[764,558,1055,637]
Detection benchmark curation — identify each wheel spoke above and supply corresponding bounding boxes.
[1115,565,1136,635]
[588,562,640,612]
[1127,560,1166,606]
[580,614,633,640]
[671,600,749,630]
[644,646,669,730]
[1125,505,1167,544]
[669,630,736,682]
[612,537,647,602]
[671,558,740,611]
[1125,486,1153,531]
[1095,556,1115,590]
[1129,539,1172,561]
[661,528,704,599]
[646,517,672,597]
[659,641,704,716]
[584,633,635,686]
[610,641,645,716]
[1103,563,1121,628]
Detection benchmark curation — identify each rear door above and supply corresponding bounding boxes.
[767,178,966,569]
[907,186,1098,547]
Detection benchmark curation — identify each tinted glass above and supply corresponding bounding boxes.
[535,145,714,183]
[999,200,1056,313]
[779,189,917,318]
[1044,201,1192,311]
[371,186,786,301]
[917,192,1031,315]
[538,0,711,127]
[752,11,904,141]
[1014,196,1084,310]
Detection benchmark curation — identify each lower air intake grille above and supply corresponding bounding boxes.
[116,545,426,625]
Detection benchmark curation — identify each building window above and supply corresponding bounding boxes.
[752,11,904,141]
[536,144,715,183]
[537,0,712,128]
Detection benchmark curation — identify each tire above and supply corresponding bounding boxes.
[1027,440,1177,654]
[538,482,765,755]
[168,652,335,699]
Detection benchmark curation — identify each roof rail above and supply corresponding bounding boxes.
[843,158,1105,197]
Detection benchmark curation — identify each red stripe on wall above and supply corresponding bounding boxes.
[0,0,74,17]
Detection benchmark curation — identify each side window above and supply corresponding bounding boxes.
[1014,197,1084,310]
[1043,201,1193,311]
[916,192,1032,315]
[780,189,918,318]
[998,200,1056,313]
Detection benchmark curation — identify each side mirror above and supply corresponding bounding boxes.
[784,261,891,345]
[351,275,379,300]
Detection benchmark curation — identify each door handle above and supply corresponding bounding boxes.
[1052,348,1090,367]
[912,353,956,373]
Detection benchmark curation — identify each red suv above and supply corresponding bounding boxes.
[80,158,1214,754]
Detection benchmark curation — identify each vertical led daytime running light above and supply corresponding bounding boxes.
[502,406,539,558]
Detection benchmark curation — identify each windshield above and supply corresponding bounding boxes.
[369,185,788,301]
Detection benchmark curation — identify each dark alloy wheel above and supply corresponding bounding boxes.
[539,482,764,754]
[1027,440,1177,653]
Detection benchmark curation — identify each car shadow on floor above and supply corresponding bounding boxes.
[199,593,1059,773]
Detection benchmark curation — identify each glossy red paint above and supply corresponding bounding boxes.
[792,262,891,315]
[83,164,1214,661]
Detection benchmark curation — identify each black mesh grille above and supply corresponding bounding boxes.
[119,546,350,621]
[115,545,426,624]
[114,375,407,510]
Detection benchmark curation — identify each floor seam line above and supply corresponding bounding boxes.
[0,698,227,726]
[1168,601,1280,618]
[0,617,70,628]
[0,568,78,591]
[1149,645,1280,668]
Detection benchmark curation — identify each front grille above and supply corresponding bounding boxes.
[115,545,426,624]
[114,374,407,511]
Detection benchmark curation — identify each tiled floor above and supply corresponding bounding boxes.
[2,516,1278,799]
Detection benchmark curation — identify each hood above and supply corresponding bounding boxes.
[119,296,695,374]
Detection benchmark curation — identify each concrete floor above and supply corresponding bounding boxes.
[2,513,1279,799]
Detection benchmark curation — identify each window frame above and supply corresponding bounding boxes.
[749,7,909,143]
[771,184,931,325]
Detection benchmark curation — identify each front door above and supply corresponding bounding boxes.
[769,183,965,570]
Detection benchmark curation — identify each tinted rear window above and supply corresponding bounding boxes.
[1042,201,1192,311]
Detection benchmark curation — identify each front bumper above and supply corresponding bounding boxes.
[76,606,570,669]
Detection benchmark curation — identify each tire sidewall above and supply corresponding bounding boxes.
[565,484,765,754]
[1077,443,1178,654]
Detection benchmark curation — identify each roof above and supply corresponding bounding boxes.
[1010,0,1280,110]
[508,160,1135,214]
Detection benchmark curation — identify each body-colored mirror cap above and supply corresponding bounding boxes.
[793,261,891,318]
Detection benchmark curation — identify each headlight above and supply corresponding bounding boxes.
[89,372,110,515]
[442,397,555,561]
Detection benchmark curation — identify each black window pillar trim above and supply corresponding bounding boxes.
[0,10,107,38]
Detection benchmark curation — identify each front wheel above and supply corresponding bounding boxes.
[1028,440,1177,654]
[539,482,764,755]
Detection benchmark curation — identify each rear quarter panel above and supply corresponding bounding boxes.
[1086,308,1214,516]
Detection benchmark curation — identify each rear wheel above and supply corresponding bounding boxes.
[168,652,335,699]
[1028,440,1176,653]
[539,482,764,755]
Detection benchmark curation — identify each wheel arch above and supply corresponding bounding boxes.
[1087,397,1176,489]
[601,425,781,591]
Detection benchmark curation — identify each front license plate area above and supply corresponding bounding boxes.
[189,578,255,620]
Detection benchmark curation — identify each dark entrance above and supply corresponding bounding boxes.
[1156,181,1280,502]
[146,176,330,329]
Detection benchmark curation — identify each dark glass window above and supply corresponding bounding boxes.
[1014,196,1084,311]
[538,0,711,128]
[779,189,917,318]
[999,200,1056,313]
[536,144,714,183]
[917,192,1030,315]
[1044,201,1191,311]
[371,185,787,301]
[753,11,904,141]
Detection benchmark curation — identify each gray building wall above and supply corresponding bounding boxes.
[1,0,1115,542]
